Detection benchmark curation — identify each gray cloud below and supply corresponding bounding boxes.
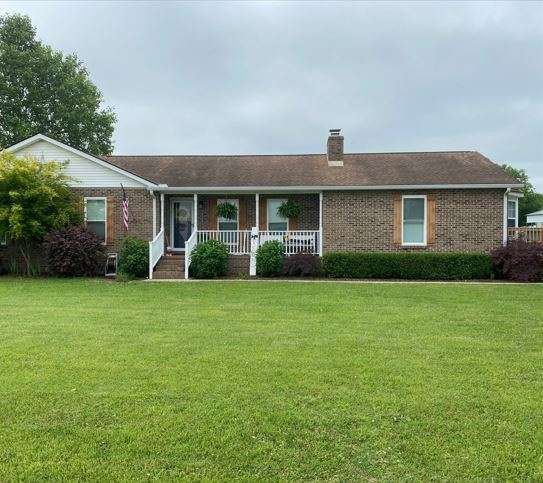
[2,0,543,189]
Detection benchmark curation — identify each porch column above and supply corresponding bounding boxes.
[255,193,259,229]
[193,193,198,232]
[152,193,157,237]
[160,193,165,232]
[319,191,323,256]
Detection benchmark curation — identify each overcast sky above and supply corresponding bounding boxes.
[2,1,543,189]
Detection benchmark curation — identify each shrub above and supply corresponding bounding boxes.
[321,252,493,280]
[491,240,543,282]
[256,240,284,277]
[118,236,149,278]
[43,226,105,276]
[190,239,228,279]
[282,252,321,277]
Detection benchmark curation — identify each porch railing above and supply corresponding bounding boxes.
[259,230,320,255]
[185,231,198,280]
[508,227,543,243]
[148,228,165,279]
[197,230,252,255]
[159,229,322,280]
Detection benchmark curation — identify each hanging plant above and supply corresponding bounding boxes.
[277,200,301,219]
[216,201,238,221]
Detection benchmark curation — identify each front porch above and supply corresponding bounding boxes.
[149,192,323,279]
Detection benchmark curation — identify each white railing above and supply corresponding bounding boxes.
[148,228,165,279]
[197,230,252,255]
[171,229,321,279]
[259,230,320,255]
[185,231,198,280]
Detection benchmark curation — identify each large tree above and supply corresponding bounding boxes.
[0,14,116,155]
[0,151,81,275]
[502,164,543,225]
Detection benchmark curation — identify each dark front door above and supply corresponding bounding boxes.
[171,199,193,250]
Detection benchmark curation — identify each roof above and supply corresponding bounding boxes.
[527,210,543,216]
[100,150,520,189]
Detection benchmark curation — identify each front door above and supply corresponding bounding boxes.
[170,198,193,250]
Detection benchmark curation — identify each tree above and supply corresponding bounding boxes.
[0,151,82,275]
[0,14,116,155]
[502,164,543,225]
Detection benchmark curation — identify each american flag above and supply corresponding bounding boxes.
[121,184,129,231]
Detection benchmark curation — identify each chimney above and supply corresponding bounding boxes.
[327,129,344,166]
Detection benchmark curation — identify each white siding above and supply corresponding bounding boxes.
[15,140,145,188]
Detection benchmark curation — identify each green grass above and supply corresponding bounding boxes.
[1,278,542,480]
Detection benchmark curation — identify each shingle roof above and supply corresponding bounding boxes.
[100,150,519,188]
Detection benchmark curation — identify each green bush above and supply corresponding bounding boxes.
[190,239,228,279]
[118,236,149,278]
[256,240,284,277]
[321,252,493,280]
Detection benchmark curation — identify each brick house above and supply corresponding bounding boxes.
[3,131,522,278]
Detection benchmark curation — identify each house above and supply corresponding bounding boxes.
[527,210,543,226]
[4,130,522,278]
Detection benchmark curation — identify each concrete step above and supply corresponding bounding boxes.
[153,269,184,279]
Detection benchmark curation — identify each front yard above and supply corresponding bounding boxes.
[1,279,541,480]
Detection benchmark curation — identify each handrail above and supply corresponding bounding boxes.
[185,230,198,280]
[148,228,165,279]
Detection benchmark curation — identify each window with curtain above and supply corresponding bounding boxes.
[85,198,106,243]
[217,199,239,231]
[267,199,288,231]
[402,196,426,245]
[507,199,517,228]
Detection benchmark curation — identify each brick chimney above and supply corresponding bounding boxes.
[327,129,344,166]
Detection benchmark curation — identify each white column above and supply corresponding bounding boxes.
[152,193,157,237]
[160,193,165,232]
[255,193,260,230]
[250,226,258,276]
[319,191,323,256]
[193,193,198,232]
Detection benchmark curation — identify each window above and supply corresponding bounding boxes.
[267,199,288,231]
[507,199,518,228]
[217,199,239,231]
[402,195,426,245]
[85,197,106,243]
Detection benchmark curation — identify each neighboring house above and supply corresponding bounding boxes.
[527,210,543,226]
[3,131,522,278]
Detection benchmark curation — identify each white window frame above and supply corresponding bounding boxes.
[402,195,427,246]
[217,198,239,231]
[507,198,518,228]
[84,197,107,245]
[267,198,289,231]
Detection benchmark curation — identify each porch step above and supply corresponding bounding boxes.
[153,255,185,279]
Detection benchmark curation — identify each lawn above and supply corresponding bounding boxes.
[1,278,542,480]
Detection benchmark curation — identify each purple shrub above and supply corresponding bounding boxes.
[43,226,105,277]
[491,239,543,282]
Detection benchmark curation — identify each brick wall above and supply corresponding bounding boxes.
[323,189,505,253]
[72,187,154,253]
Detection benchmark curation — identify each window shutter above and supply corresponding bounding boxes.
[393,193,402,245]
[208,197,217,230]
[259,197,267,230]
[238,198,248,230]
[427,194,436,245]
[106,196,115,246]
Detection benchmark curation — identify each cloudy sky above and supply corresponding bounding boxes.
[2,1,543,189]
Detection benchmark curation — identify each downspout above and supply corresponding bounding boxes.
[503,188,511,245]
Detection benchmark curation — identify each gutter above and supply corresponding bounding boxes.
[148,183,523,193]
